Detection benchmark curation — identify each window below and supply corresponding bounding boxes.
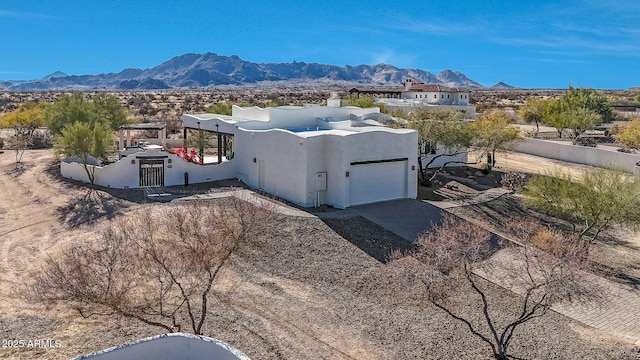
[434,95,437,98]
[416,95,418,98]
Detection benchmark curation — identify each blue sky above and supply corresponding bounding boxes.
[1,0,639,89]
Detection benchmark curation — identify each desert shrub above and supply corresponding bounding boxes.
[29,130,54,149]
[0,137,4,149]
[573,137,598,147]
[501,171,527,190]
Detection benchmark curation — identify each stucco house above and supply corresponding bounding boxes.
[61,95,418,209]
[349,78,470,106]
[182,96,418,208]
[349,79,475,118]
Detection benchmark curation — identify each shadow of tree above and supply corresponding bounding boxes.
[321,216,415,263]
[56,189,129,228]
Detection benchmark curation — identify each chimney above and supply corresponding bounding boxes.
[327,92,341,107]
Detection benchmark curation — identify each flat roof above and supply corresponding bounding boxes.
[120,123,166,130]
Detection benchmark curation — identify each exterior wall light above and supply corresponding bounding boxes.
[253,157,257,163]
[345,171,350,177]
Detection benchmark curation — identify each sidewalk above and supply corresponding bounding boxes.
[428,189,640,347]
[474,248,640,346]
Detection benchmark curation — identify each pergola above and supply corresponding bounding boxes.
[118,123,167,149]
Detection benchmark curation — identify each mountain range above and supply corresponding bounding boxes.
[0,52,498,91]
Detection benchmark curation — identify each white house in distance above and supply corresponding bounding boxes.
[349,79,475,117]
[349,78,470,106]
[61,94,418,209]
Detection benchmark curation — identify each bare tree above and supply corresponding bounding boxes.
[29,197,279,335]
[399,215,598,360]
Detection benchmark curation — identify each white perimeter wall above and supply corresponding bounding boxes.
[514,138,640,172]
[422,148,469,169]
[61,150,236,189]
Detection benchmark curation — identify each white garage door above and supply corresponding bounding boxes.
[349,159,408,206]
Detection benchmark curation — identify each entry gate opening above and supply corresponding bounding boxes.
[139,159,165,187]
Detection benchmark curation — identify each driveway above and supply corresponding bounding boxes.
[350,199,446,243]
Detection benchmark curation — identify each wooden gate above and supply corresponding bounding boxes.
[139,159,165,187]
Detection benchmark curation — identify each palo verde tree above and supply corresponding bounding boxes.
[206,101,251,116]
[401,108,518,185]
[342,95,388,113]
[397,215,597,360]
[529,86,612,140]
[0,101,48,166]
[469,109,520,168]
[613,117,640,149]
[55,121,111,185]
[28,198,280,335]
[44,92,130,136]
[518,97,554,136]
[402,108,473,185]
[45,93,130,184]
[522,168,640,242]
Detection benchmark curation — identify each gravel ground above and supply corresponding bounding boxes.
[0,150,637,359]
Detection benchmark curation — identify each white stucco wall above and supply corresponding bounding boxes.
[403,91,468,105]
[514,138,640,172]
[422,147,469,169]
[75,333,250,360]
[61,150,236,189]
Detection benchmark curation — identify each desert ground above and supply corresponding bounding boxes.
[0,148,638,359]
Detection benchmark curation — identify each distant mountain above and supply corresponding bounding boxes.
[1,52,486,90]
[490,82,517,90]
[42,71,68,80]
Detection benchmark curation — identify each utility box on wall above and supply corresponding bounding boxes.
[315,172,327,191]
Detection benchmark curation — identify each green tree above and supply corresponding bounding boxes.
[523,168,640,242]
[90,93,130,131]
[342,95,388,113]
[614,117,640,149]
[470,109,520,169]
[538,87,611,139]
[403,108,473,185]
[44,93,130,136]
[0,101,48,165]
[539,98,571,138]
[518,97,554,136]
[206,101,251,116]
[56,121,112,184]
[562,86,614,123]
[564,107,602,142]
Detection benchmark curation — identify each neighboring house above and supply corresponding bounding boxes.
[349,78,475,118]
[61,96,418,209]
[349,78,470,106]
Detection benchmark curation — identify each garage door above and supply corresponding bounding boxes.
[349,159,408,206]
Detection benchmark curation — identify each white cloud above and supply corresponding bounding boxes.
[0,9,57,20]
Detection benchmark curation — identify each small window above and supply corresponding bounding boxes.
[415,95,418,99]
[434,94,436,98]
